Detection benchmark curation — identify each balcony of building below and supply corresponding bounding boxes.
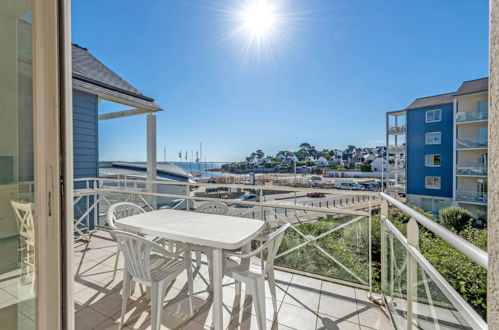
[456,111,488,124]
[456,191,488,205]
[456,137,488,150]
[70,179,487,330]
[456,163,488,177]
[387,124,407,135]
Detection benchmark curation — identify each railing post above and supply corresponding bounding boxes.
[93,179,97,228]
[259,188,264,221]
[380,199,388,293]
[186,182,190,211]
[85,180,90,235]
[368,196,372,296]
[407,218,420,330]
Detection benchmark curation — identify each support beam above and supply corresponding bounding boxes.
[98,108,154,121]
[147,114,157,209]
[488,0,499,327]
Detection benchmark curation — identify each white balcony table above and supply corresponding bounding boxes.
[114,209,265,330]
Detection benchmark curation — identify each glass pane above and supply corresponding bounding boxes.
[0,1,36,328]
[410,263,474,329]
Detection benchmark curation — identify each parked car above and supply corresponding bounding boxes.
[335,180,365,191]
[238,193,260,202]
[307,192,325,198]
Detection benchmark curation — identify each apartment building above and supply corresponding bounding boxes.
[387,78,489,224]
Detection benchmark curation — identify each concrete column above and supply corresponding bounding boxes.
[488,1,499,326]
[147,114,157,208]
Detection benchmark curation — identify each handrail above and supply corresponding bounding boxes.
[74,176,380,197]
[380,192,488,269]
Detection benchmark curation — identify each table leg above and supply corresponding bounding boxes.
[212,248,223,330]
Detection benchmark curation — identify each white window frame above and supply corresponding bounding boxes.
[426,109,442,123]
[425,154,441,167]
[425,176,441,189]
[425,131,442,145]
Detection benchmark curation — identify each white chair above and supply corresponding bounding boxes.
[113,230,194,330]
[107,203,148,279]
[193,202,230,289]
[10,201,36,292]
[223,223,290,330]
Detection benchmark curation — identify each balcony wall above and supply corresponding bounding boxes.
[456,111,488,123]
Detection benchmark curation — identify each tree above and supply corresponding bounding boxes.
[255,149,265,159]
[347,145,356,150]
[299,142,311,150]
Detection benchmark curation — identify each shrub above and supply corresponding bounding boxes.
[439,206,473,232]
[360,164,371,172]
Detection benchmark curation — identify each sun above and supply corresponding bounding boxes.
[241,0,277,39]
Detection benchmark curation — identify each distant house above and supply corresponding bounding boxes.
[316,156,328,166]
[371,157,391,172]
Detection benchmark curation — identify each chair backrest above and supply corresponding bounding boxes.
[112,230,176,283]
[107,202,146,230]
[254,223,290,273]
[196,202,229,215]
[10,201,35,242]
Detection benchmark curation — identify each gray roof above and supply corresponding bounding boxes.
[72,44,162,111]
[454,77,489,96]
[406,92,454,110]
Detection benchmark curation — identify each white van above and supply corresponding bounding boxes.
[335,180,364,190]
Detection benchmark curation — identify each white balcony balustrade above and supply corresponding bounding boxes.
[456,137,488,149]
[456,111,488,123]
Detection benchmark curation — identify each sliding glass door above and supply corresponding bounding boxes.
[0,0,70,329]
[0,1,36,328]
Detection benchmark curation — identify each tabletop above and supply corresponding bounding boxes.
[115,209,265,250]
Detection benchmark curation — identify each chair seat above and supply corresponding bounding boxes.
[224,258,263,280]
[148,254,185,282]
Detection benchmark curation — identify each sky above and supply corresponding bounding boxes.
[72,0,489,162]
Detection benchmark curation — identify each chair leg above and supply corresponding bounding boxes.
[267,268,278,312]
[207,252,214,293]
[185,247,194,316]
[235,280,242,297]
[151,281,168,330]
[113,247,120,280]
[120,272,132,330]
[252,278,267,330]
[195,250,202,268]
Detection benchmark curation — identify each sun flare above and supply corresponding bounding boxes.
[242,1,277,39]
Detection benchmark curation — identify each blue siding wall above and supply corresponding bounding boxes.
[73,89,98,231]
[73,89,98,179]
[407,103,453,198]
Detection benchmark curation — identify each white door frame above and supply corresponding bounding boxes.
[32,0,73,329]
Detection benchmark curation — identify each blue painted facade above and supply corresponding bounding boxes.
[73,89,99,179]
[406,103,454,198]
[73,89,99,230]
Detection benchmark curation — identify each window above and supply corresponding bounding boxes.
[425,131,441,145]
[421,198,447,216]
[426,109,442,122]
[425,176,441,189]
[478,101,488,114]
[425,154,441,166]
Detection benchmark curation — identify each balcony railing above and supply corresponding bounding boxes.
[387,145,406,153]
[388,124,407,134]
[456,164,488,176]
[74,177,379,290]
[456,190,488,204]
[72,178,489,329]
[380,193,487,329]
[456,111,488,123]
[456,137,488,149]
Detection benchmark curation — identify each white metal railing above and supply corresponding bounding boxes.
[387,145,406,153]
[74,177,378,290]
[388,124,407,134]
[456,164,487,176]
[380,193,488,329]
[456,191,488,204]
[456,111,488,123]
[456,137,488,149]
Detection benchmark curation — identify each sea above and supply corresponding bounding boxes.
[168,161,228,179]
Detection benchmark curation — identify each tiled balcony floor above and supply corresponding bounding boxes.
[74,231,393,330]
